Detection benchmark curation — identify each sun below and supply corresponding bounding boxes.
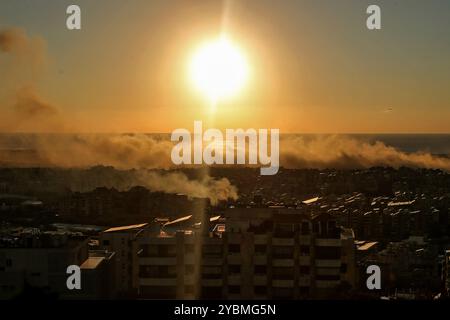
[189,37,249,103]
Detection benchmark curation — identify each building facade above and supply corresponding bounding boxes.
[138,207,357,299]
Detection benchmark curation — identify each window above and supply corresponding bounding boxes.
[313,222,320,233]
[274,223,295,237]
[272,267,294,280]
[300,245,310,255]
[185,244,195,254]
[316,274,340,281]
[229,265,241,274]
[328,220,337,230]
[159,245,177,257]
[301,222,310,235]
[299,287,309,295]
[254,265,267,274]
[228,286,240,294]
[254,244,266,254]
[273,246,293,259]
[254,286,267,295]
[203,245,222,256]
[202,287,222,299]
[185,265,195,274]
[228,244,240,253]
[185,285,195,294]
[299,266,310,274]
[273,287,294,299]
[315,247,341,259]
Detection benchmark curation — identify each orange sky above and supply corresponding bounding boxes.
[0,0,449,133]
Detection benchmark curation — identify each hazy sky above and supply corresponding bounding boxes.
[0,0,449,133]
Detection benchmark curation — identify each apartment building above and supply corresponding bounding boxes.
[79,250,117,299]
[0,230,88,299]
[100,223,148,297]
[138,207,357,299]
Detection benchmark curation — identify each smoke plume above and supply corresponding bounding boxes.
[0,133,449,172]
[0,27,57,132]
[13,86,58,116]
[280,135,450,171]
[62,167,239,205]
[124,170,238,205]
[0,27,46,70]
[0,134,239,204]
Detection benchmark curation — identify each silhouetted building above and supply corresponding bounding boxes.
[100,223,148,297]
[0,230,88,299]
[138,207,357,299]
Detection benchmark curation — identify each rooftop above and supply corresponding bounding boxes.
[358,241,379,251]
[163,215,192,227]
[387,200,415,207]
[80,256,104,270]
[302,197,320,204]
[103,223,148,233]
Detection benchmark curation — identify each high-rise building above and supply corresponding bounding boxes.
[138,207,357,299]
[0,230,88,299]
[100,223,148,297]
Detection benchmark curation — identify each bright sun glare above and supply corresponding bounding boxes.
[189,37,249,103]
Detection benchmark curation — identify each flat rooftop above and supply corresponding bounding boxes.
[80,256,104,270]
[358,241,378,251]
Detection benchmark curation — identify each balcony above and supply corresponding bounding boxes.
[315,280,340,289]
[139,257,177,266]
[299,256,311,266]
[254,275,268,285]
[254,234,269,244]
[272,279,294,288]
[184,253,196,265]
[184,275,195,285]
[273,259,294,267]
[272,252,294,259]
[139,237,176,245]
[315,238,341,247]
[201,279,223,287]
[201,257,223,266]
[227,233,241,244]
[298,276,310,286]
[227,254,241,265]
[139,277,177,286]
[299,235,311,245]
[315,259,341,268]
[272,238,295,246]
[227,274,241,286]
[316,267,340,276]
[253,255,267,265]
